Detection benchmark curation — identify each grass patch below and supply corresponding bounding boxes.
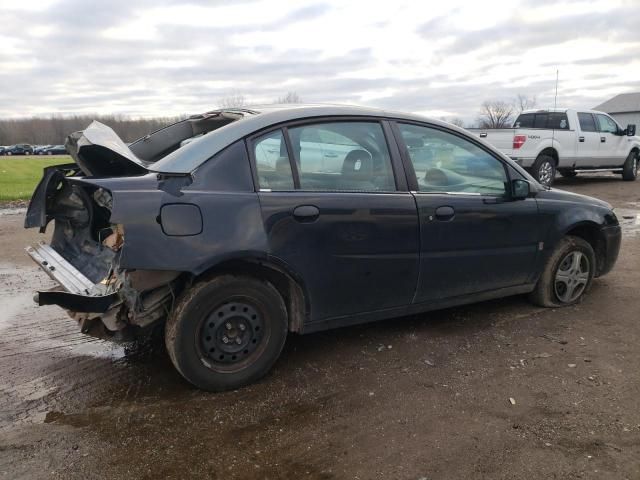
[0,156,72,202]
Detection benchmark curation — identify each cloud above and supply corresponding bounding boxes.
[0,0,639,124]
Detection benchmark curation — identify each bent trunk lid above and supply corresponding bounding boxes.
[66,121,149,177]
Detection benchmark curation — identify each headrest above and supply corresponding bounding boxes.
[342,149,372,177]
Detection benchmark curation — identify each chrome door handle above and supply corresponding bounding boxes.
[601,137,606,143]
[579,136,585,142]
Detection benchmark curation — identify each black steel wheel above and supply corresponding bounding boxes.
[197,301,265,369]
[165,274,288,391]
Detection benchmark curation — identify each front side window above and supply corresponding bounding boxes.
[253,129,294,190]
[578,113,597,132]
[398,123,507,195]
[596,114,618,134]
[287,122,395,191]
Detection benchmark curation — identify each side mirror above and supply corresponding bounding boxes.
[626,124,636,136]
[511,179,531,199]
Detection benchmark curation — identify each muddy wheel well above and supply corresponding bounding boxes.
[538,148,558,165]
[194,259,307,333]
[566,223,606,275]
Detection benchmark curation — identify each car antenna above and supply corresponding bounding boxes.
[551,69,559,163]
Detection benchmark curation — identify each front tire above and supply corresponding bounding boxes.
[165,274,288,391]
[529,236,595,307]
[531,155,556,186]
[622,150,638,181]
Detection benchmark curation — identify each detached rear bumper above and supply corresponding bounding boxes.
[26,242,119,313]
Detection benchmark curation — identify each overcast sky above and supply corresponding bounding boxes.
[1,0,639,123]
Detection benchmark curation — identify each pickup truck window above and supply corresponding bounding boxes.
[595,114,618,134]
[547,113,569,130]
[578,113,597,132]
[533,113,548,128]
[398,123,507,196]
[514,112,568,129]
[514,114,534,128]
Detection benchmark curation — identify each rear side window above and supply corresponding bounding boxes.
[596,114,618,134]
[578,113,597,132]
[533,113,548,128]
[548,113,569,130]
[253,129,294,190]
[287,122,395,191]
[514,114,533,128]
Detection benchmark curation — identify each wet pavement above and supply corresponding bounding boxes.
[1,175,640,479]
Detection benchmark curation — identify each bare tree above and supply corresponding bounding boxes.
[217,93,246,109]
[449,117,465,128]
[276,91,302,104]
[516,93,537,112]
[477,100,515,129]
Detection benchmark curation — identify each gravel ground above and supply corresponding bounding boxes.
[1,174,639,480]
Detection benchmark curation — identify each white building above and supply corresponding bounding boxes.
[593,92,640,128]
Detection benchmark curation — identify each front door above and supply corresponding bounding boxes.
[250,121,420,323]
[577,112,601,167]
[393,122,541,303]
[595,113,628,167]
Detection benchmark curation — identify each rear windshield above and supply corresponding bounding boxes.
[514,112,569,130]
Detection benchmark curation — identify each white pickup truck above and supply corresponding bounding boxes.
[469,108,640,186]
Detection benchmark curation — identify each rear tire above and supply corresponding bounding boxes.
[165,274,288,391]
[622,150,638,181]
[531,155,556,186]
[529,236,595,307]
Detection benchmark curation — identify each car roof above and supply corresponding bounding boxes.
[149,104,456,173]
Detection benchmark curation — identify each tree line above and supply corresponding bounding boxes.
[0,91,304,146]
[0,91,536,144]
[0,115,183,146]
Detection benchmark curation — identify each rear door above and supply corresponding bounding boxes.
[576,112,600,166]
[595,113,627,166]
[393,121,540,303]
[250,120,419,324]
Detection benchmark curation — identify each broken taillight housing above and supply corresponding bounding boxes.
[513,134,527,149]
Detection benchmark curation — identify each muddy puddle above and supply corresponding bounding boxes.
[618,208,640,236]
[0,263,184,432]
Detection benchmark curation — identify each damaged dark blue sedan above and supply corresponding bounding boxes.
[24,104,621,391]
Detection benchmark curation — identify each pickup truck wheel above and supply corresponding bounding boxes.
[165,274,288,391]
[529,236,595,307]
[622,151,638,181]
[559,169,577,178]
[531,155,556,186]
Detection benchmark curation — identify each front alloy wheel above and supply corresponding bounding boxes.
[529,235,596,307]
[553,251,590,303]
